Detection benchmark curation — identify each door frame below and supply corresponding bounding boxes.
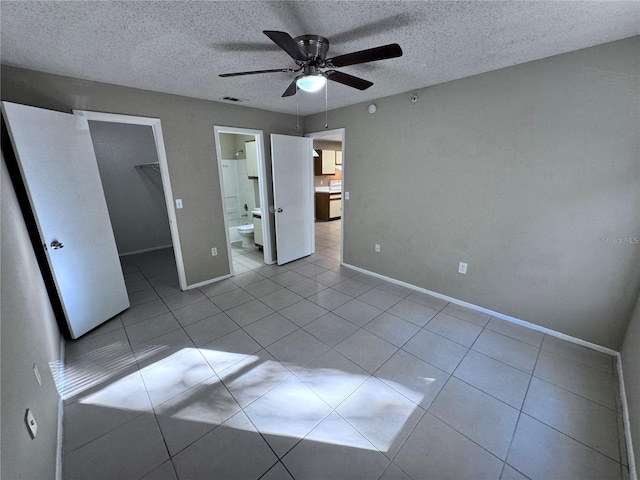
[213,126,274,271]
[73,110,187,290]
[305,128,346,265]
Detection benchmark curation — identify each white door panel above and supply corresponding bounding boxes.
[271,134,314,265]
[2,102,129,338]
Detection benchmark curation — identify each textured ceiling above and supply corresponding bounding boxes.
[2,1,639,116]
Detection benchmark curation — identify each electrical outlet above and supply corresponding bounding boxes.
[25,409,37,439]
[175,198,183,209]
[33,363,42,386]
[458,262,468,274]
[375,244,381,253]
[211,247,218,256]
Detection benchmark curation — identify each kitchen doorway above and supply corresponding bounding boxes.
[305,128,345,266]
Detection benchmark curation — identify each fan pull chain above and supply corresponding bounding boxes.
[296,87,300,130]
[324,80,328,129]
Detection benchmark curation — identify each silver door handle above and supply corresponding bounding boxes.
[276,208,283,213]
[50,240,64,250]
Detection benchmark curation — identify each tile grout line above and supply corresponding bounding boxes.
[499,336,543,478]
[115,230,624,480]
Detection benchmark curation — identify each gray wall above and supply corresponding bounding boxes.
[1,155,62,479]
[1,66,302,285]
[306,37,640,350]
[621,294,640,475]
[88,121,172,255]
[218,133,253,160]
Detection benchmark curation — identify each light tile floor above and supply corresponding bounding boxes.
[62,220,630,479]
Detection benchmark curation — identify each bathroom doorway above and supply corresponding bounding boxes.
[305,128,345,266]
[214,126,273,275]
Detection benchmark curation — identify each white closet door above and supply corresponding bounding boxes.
[271,134,314,265]
[2,102,129,338]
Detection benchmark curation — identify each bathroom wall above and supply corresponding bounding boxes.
[219,133,258,224]
[305,37,640,349]
[88,121,172,255]
[1,153,63,480]
[218,133,253,160]
[221,159,255,224]
[1,66,302,286]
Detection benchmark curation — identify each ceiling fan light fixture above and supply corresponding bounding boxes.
[296,74,326,93]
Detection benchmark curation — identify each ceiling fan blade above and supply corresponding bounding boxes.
[219,67,297,77]
[263,30,308,62]
[326,43,402,68]
[282,79,298,97]
[325,70,373,90]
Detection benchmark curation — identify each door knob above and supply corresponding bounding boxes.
[276,208,283,213]
[50,240,64,250]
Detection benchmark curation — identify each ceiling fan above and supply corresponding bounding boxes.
[219,30,402,97]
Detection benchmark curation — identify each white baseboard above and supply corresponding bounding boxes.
[55,336,65,480]
[617,354,638,480]
[342,262,638,472]
[342,262,618,356]
[119,244,173,256]
[186,273,232,290]
[343,262,637,473]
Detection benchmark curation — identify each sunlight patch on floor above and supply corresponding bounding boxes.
[49,342,163,400]
[73,346,427,452]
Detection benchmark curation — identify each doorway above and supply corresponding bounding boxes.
[73,110,187,290]
[213,126,274,275]
[305,128,345,265]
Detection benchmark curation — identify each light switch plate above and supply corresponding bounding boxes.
[175,199,183,209]
[458,262,468,274]
[345,192,349,200]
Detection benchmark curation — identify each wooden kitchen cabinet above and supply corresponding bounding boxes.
[315,192,341,220]
[314,150,337,175]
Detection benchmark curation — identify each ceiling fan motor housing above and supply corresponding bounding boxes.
[294,35,330,67]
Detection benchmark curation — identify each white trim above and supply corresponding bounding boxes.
[343,261,638,474]
[341,261,619,357]
[55,336,65,480]
[118,244,173,257]
[72,110,187,291]
[617,353,638,480]
[213,126,275,274]
[186,273,233,290]
[212,127,237,276]
[305,128,346,265]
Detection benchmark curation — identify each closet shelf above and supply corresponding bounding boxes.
[136,162,161,173]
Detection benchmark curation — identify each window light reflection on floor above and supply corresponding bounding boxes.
[49,342,164,400]
[57,345,429,452]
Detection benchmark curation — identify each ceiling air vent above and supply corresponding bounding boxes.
[220,96,248,103]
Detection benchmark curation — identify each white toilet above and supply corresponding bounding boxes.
[237,224,255,248]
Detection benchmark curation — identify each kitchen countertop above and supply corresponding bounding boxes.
[315,187,342,193]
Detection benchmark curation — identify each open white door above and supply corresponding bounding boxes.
[271,134,314,265]
[2,102,129,339]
